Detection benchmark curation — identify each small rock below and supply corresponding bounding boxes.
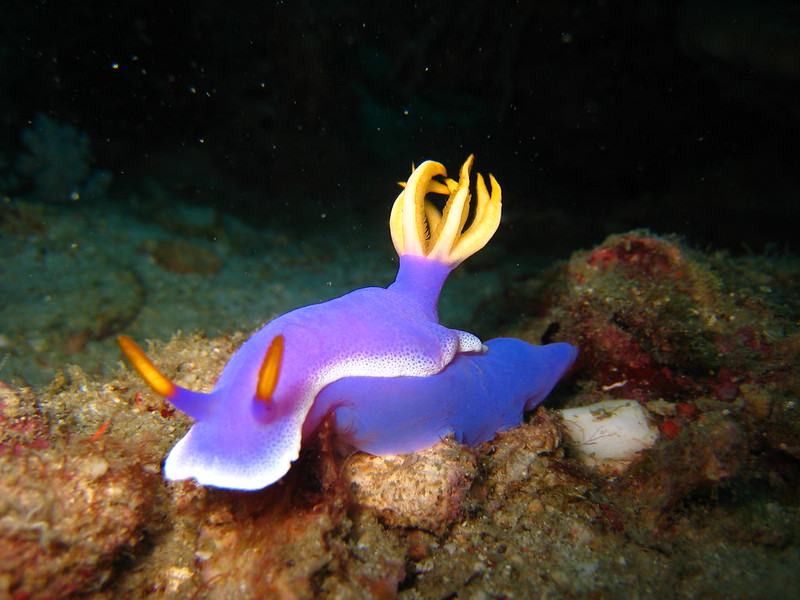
[345,440,477,533]
[559,400,659,475]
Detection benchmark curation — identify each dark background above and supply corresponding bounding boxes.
[2,0,798,256]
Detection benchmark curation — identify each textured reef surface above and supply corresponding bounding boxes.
[2,226,799,599]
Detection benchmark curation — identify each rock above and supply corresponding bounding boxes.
[559,400,659,475]
[344,440,477,533]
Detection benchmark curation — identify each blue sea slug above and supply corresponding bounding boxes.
[119,156,577,490]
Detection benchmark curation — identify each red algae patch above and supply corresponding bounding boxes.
[537,230,726,400]
[534,230,797,405]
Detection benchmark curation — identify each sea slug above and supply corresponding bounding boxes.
[119,156,577,490]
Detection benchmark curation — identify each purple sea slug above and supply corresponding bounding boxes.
[119,156,577,490]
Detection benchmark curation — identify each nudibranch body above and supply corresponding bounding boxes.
[119,156,577,490]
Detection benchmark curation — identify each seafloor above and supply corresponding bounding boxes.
[1,180,798,599]
[2,0,800,596]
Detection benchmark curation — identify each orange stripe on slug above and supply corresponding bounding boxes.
[117,336,177,398]
[256,334,285,403]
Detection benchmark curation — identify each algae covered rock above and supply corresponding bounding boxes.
[520,230,800,531]
[0,382,164,598]
[535,230,798,407]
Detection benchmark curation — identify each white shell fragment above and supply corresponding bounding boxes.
[559,400,659,475]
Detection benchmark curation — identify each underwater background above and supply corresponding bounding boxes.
[1,1,799,598]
